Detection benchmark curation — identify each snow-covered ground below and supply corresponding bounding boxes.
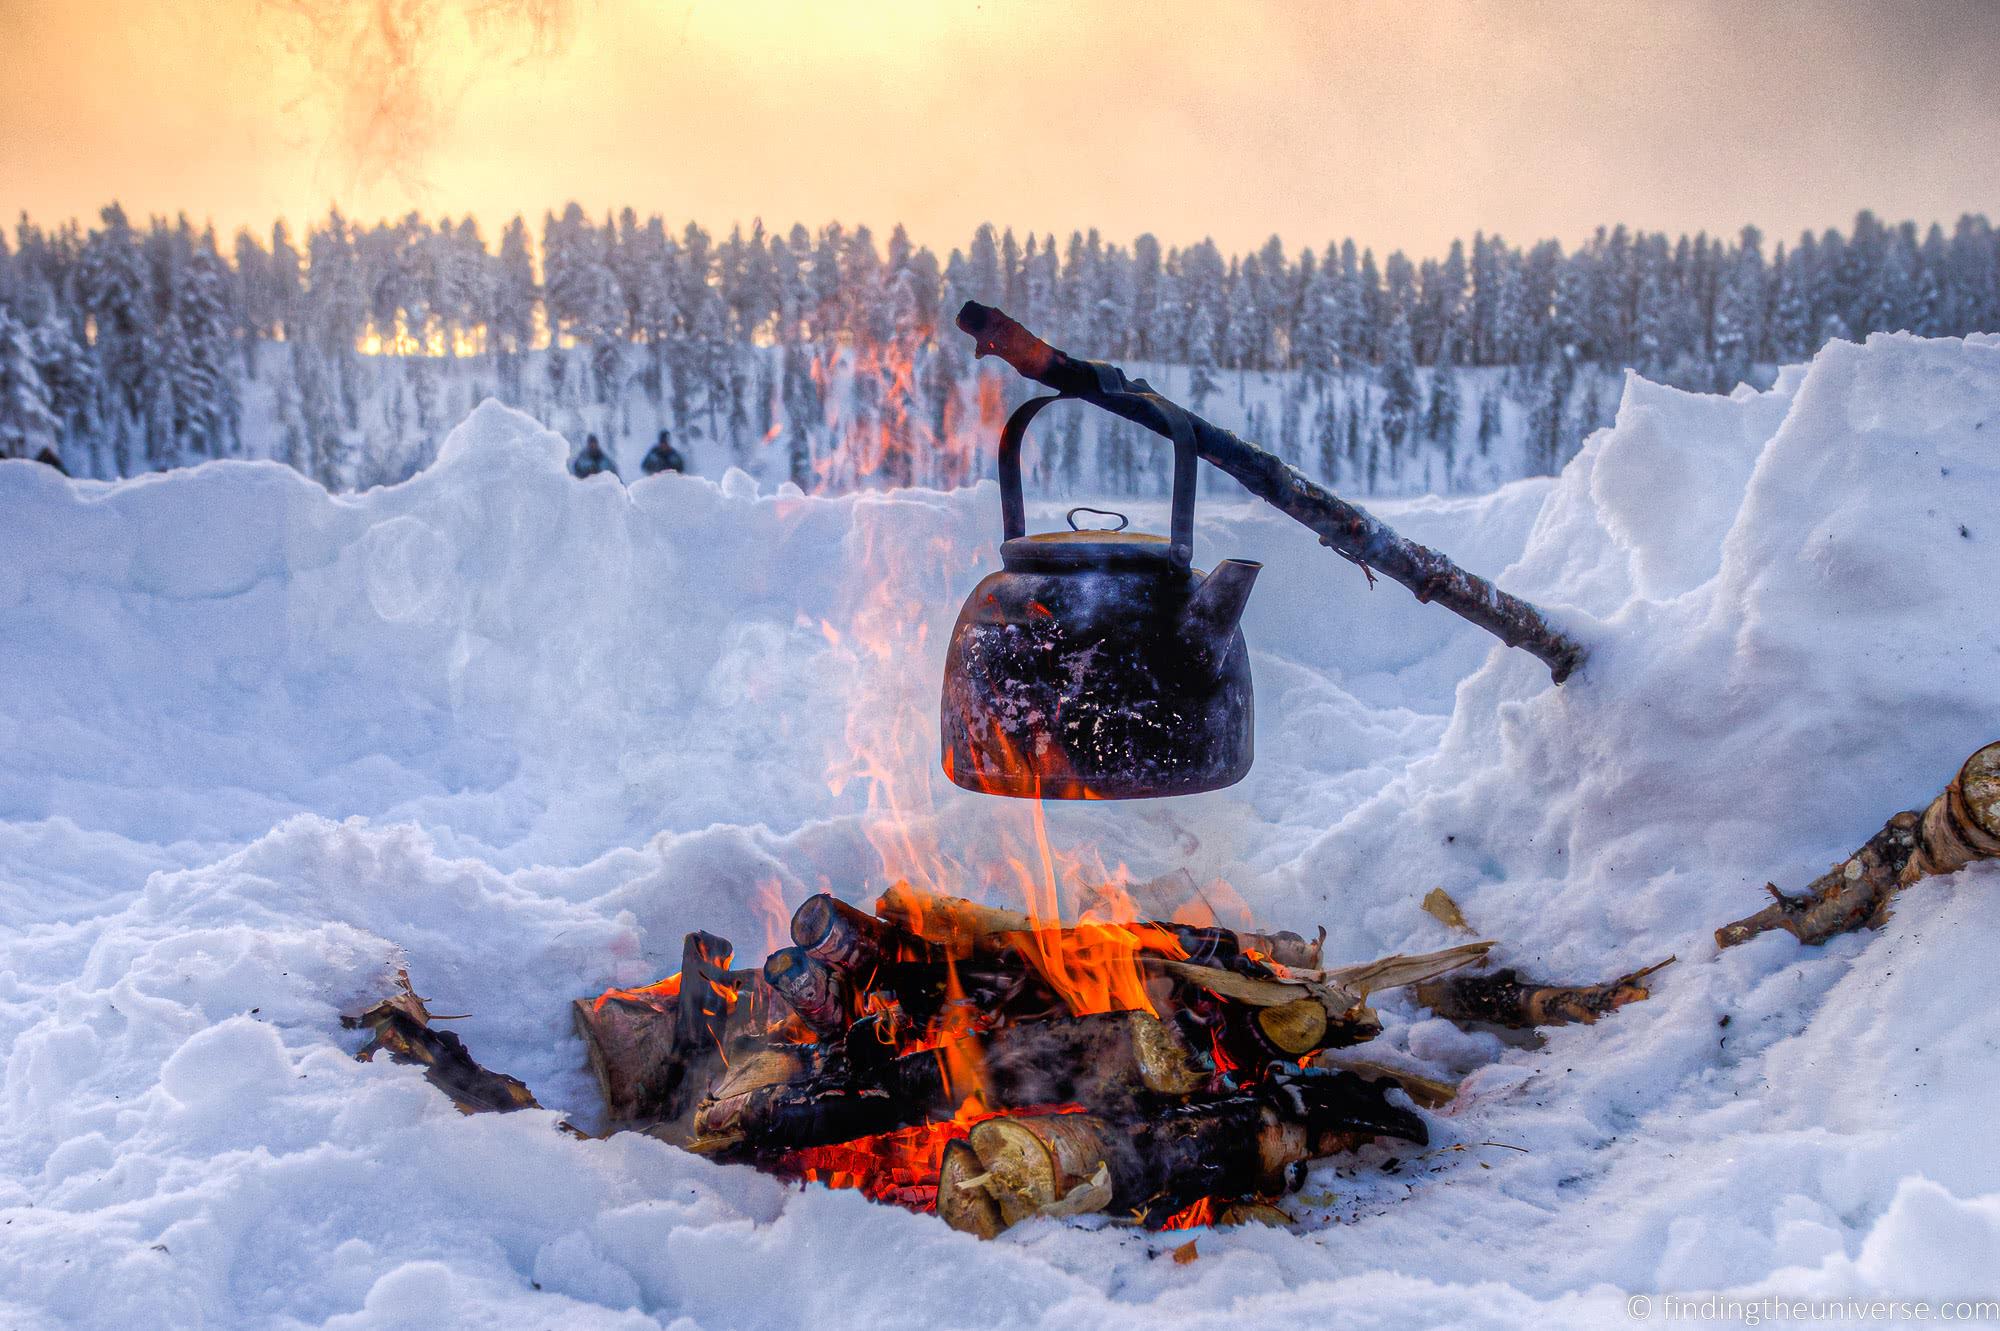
[3,332,1998,1329]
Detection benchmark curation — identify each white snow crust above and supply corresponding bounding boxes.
[4,332,1999,1328]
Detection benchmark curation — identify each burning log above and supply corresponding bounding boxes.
[762,947,850,1036]
[573,885,1498,1237]
[570,992,683,1122]
[1716,741,2000,948]
[1413,958,1673,1029]
[956,300,1589,684]
[687,1009,1207,1156]
[876,880,1323,967]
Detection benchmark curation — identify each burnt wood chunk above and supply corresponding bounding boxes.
[349,990,537,1116]
[571,995,682,1123]
[1414,958,1672,1029]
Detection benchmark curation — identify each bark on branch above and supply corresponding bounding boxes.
[1717,741,2000,949]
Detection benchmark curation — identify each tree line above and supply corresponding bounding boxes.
[1,203,1994,491]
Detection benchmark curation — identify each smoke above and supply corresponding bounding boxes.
[262,0,582,193]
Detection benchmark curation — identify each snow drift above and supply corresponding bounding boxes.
[2,332,1998,1329]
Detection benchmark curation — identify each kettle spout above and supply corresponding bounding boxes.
[1183,558,1262,675]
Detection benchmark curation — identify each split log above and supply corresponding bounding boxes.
[1413,958,1673,1029]
[1717,741,2000,949]
[571,994,683,1122]
[966,1113,1140,1227]
[347,985,537,1115]
[957,300,1588,683]
[937,1138,1005,1239]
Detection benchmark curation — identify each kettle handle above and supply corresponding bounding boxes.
[998,394,1197,569]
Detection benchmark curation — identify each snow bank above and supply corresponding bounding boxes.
[3,332,1998,1328]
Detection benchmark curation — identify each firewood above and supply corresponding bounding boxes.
[956,1069,1429,1236]
[571,995,683,1122]
[1320,1056,1460,1109]
[876,880,1321,968]
[936,1138,1005,1239]
[1413,958,1673,1029]
[1903,741,2000,883]
[1253,998,1329,1057]
[349,989,537,1115]
[1160,941,1491,1051]
[762,947,849,1036]
[967,1114,1137,1226]
[1216,1201,1291,1227]
[1718,741,2000,948]
[791,892,907,974]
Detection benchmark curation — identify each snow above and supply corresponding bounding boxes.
[4,331,2000,1328]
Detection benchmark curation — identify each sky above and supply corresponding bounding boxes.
[2,0,1997,260]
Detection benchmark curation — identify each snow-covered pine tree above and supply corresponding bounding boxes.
[232,228,272,375]
[1377,308,1420,474]
[968,224,1002,305]
[1278,377,1304,470]
[29,312,97,472]
[1425,329,1462,486]
[1130,234,1161,362]
[783,341,818,489]
[0,306,59,460]
[492,216,537,403]
[1527,353,1575,475]
[1710,225,1765,389]
[1224,260,1256,401]
[1186,301,1220,415]
[1313,392,1341,488]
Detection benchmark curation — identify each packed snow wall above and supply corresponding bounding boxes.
[2,332,1997,1328]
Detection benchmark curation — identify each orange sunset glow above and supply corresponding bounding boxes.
[4,0,1996,257]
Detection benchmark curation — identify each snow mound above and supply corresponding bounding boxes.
[4,333,1999,1328]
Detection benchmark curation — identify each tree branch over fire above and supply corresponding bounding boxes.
[956,301,1590,683]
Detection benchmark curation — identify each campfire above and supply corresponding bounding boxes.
[571,872,1491,1237]
[337,296,2000,1246]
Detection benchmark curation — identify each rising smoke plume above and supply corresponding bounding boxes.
[262,0,582,192]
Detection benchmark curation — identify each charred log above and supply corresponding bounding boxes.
[1413,958,1672,1029]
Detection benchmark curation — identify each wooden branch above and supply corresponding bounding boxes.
[1717,741,2000,949]
[348,985,538,1115]
[957,300,1589,683]
[1412,958,1673,1029]
[1161,941,1492,1052]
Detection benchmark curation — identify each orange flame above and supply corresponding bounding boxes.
[1159,1197,1217,1231]
[788,1103,1085,1209]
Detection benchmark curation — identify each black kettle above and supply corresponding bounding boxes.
[940,394,1260,800]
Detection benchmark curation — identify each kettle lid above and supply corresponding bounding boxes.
[1000,529,1184,572]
